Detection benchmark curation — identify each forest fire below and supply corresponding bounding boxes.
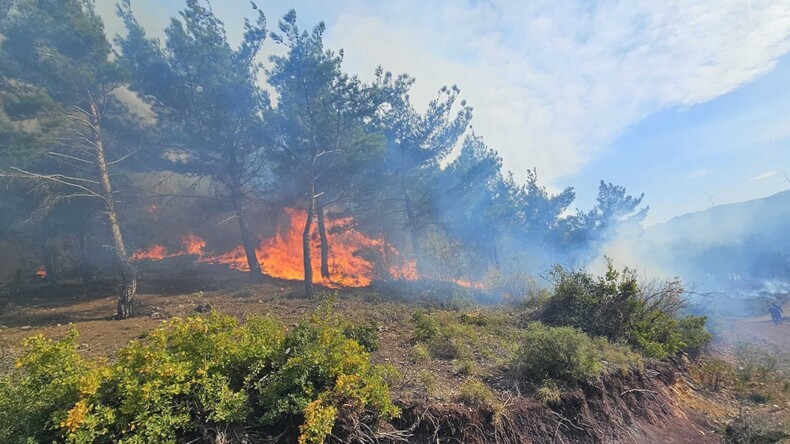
[130,235,205,261]
[200,208,399,287]
[131,208,483,290]
[35,266,47,279]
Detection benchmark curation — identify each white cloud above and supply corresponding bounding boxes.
[93,0,790,186]
[748,171,779,182]
[323,0,790,183]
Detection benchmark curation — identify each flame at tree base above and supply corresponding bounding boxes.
[131,208,483,290]
[199,208,403,288]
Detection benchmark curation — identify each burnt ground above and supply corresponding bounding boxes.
[0,263,786,443]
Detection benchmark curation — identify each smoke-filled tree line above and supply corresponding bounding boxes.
[0,0,648,316]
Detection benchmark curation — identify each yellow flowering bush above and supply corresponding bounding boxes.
[0,311,397,444]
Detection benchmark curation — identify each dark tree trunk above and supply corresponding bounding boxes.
[230,184,263,281]
[317,203,330,279]
[303,149,318,298]
[303,189,315,298]
[9,269,22,302]
[404,191,422,274]
[39,222,57,285]
[89,97,137,320]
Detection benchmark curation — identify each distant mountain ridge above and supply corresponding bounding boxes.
[642,190,790,294]
[648,190,790,243]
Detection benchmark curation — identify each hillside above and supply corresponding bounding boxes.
[642,191,790,306]
[2,265,788,443]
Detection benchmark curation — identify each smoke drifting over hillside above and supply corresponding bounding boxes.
[596,191,790,315]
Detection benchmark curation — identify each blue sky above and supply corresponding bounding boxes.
[96,0,790,225]
[562,54,790,224]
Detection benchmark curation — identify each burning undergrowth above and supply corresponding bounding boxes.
[129,207,484,293]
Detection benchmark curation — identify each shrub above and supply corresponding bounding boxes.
[535,380,562,405]
[456,358,476,376]
[0,312,398,444]
[540,262,712,359]
[412,310,469,360]
[0,329,88,443]
[455,379,500,411]
[541,262,640,340]
[725,413,788,444]
[693,359,735,392]
[257,314,399,437]
[511,322,605,386]
[417,369,438,396]
[592,337,643,373]
[427,337,466,360]
[460,311,490,326]
[413,310,441,342]
[743,391,770,405]
[412,343,430,363]
[342,321,380,352]
[735,343,779,381]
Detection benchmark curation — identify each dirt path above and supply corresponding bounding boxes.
[729,301,790,354]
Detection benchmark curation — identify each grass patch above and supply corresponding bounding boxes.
[411,308,524,369]
[535,380,562,405]
[455,379,501,411]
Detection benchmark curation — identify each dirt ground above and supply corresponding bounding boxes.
[730,307,790,356]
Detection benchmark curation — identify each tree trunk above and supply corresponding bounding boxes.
[317,203,330,279]
[230,185,263,281]
[404,191,422,274]
[89,97,137,320]
[303,150,317,298]
[303,189,315,298]
[39,221,57,285]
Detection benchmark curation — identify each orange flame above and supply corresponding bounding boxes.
[131,235,206,261]
[132,208,484,290]
[131,244,168,260]
[389,260,418,281]
[36,266,47,278]
[180,234,206,256]
[202,208,389,287]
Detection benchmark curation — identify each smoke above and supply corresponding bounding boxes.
[112,86,157,127]
[592,190,790,317]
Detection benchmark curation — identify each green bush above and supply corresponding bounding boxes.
[0,329,88,443]
[0,312,398,444]
[511,322,605,386]
[411,310,469,360]
[535,380,562,405]
[342,321,380,352]
[454,379,501,411]
[541,262,640,340]
[413,310,441,342]
[540,262,711,359]
[411,343,430,363]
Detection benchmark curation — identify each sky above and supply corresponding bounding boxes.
[95,0,790,225]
